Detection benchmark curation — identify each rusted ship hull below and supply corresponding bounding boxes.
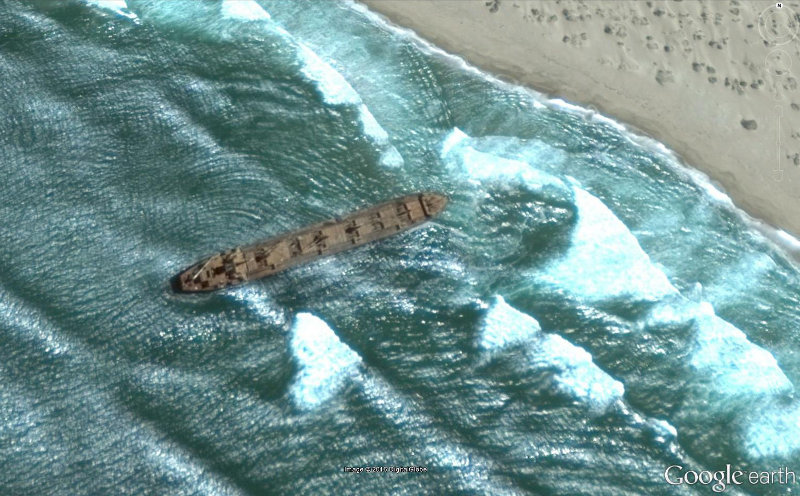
[172,193,447,292]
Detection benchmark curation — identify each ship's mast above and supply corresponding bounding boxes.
[191,257,215,281]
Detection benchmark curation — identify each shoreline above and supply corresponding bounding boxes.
[357,0,800,261]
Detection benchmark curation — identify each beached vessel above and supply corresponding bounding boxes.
[171,192,448,292]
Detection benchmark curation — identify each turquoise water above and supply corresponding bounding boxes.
[2,1,800,494]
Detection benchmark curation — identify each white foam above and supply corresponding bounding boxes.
[641,297,698,328]
[481,296,624,411]
[546,98,587,115]
[229,287,286,326]
[440,127,469,156]
[440,128,566,192]
[297,43,361,106]
[379,146,404,168]
[688,302,792,399]
[220,0,270,21]
[776,229,800,251]
[358,104,388,144]
[743,403,800,459]
[651,418,678,440]
[538,333,625,410]
[85,0,139,21]
[479,295,541,351]
[440,128,674,303]
[296,43,401,166]
[682,168,734,206]
[541,186,677,302]
[642,294,794,416]
[289,313,361,409]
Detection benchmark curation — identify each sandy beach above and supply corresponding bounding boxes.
[360,0,800,253]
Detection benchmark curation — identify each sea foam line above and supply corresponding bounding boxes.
[294,43,403,167]
[350,0,800,263]
[82,0,403,168]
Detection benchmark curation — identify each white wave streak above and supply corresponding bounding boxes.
[289,313,361,409]
[776,229,800,250]
[220,0,270,21]
[480,296,624,412]
[84,0,139,21]
[441,128,566,192]
[685,302,791,397]
[634,294,793,413]
[544,186,678,302]
[295,43,403,167]
[743,403,800,459]
[441,127,675,303]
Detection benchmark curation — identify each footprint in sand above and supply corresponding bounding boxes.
[655,69,674,85]
[485,0,500,14]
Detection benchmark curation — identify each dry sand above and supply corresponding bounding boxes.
[360,0,800,252]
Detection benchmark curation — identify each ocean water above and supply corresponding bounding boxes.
[2,1,800,494]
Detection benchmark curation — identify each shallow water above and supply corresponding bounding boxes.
[2,1,799,494]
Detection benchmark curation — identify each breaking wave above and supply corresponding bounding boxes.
[13,1,800,493]
[441,128,799,462]
[91,0,402,168]
[289,312,362,409]
[480,295,624,412]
